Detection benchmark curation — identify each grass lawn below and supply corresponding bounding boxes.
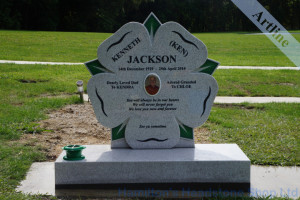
[0,64,84,199]
[205,103,300,166]
[195,32,300,67]
[214,69,300,97]
[1,64,299,98]
[0,30,299,66]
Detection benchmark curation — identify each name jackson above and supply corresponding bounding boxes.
[127,55,176,63]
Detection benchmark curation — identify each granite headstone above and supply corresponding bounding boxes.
[85,13,220,149]
[55,14,250,193]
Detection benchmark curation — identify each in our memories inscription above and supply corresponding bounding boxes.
[85,13,220,149]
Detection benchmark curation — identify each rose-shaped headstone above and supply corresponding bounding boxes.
[85,13,219,149]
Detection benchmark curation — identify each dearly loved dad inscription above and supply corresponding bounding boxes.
[85,13,219,149]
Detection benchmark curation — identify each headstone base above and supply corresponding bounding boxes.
[55,144,250,192]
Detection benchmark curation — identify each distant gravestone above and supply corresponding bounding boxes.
[85,13,219,149]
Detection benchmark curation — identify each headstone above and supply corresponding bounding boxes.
[55,13,250,195]
[85,13,219,149]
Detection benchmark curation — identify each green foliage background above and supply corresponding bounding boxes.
[0,0,299,32]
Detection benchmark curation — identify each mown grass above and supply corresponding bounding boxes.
[0,64,91,140]
[1,64,299,98]
[0,30,109,63]
[206,103,300,166]
[0,30,299,66]
[0,64,84,199]
[195,32,300,67]
[214,69,300,97]
[0,98,80,200]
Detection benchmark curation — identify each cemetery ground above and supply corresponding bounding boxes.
[0,31,299,199]
[1,64,299,199]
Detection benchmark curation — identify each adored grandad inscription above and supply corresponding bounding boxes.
[85,13,220,149]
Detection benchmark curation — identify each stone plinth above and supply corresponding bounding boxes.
[55,144,250,191]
